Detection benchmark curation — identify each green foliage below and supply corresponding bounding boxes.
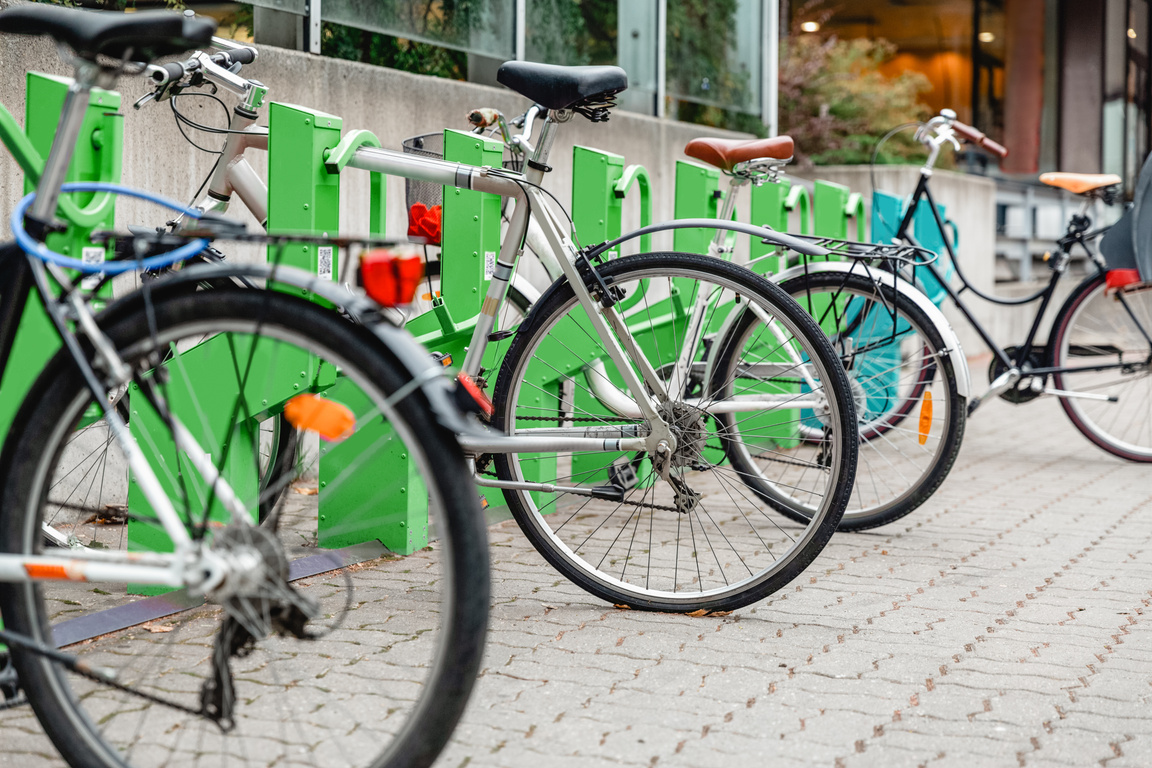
[779,32,932,167]
[666,0,760,134]
[32,0,185,9]
[526,0,616,66]
[322,21,468,80]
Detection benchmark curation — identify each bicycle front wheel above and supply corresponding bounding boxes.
[0,288,489,768]
[1051,272,1152,460]
[492,252,857,613]
[767,270,966,529]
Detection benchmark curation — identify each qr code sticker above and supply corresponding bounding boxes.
[318,246,334,281]
[80,246,105,291]
[484,251,496,280]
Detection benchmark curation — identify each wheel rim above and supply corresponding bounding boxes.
[8,300,471,768]
[497,262,848,607]
[1055,280,1152,459]
[777,280,957,520]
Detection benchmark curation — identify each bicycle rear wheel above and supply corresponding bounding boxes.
[1051,272,1152,460]
[492,252,857,613]
[764,270,966,529]
[0,288,489,768]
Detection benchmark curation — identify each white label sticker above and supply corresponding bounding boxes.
[318,246,334,281]
[484,251,496,280]
[80,246,105,291]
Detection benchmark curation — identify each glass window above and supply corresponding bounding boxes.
[284,0,517,60]
[666,0,762,115]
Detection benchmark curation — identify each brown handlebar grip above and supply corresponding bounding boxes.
[951,119,1009,159]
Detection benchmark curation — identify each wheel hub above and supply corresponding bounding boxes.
[658,400,709,469]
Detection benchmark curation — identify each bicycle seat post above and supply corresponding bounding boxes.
[28,59,110,227]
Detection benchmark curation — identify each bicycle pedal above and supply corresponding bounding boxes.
[607,461,638,491]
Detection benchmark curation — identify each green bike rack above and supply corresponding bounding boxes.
[748,178,792,278]
[0,73,122,442]
[673,160,721,255]
[571,145,652,256]
[126,102,350,584]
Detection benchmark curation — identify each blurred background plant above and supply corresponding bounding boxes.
[781,2,934,168]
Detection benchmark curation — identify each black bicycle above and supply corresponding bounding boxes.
[882,110,1152,463]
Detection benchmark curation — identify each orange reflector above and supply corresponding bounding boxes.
[284,394,355,443]
[918,391,933,446]
[361,250,425,307]
[25,563,84,581]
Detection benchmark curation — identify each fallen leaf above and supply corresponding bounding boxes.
[142,622,173,634]
[711,610,732,617]
[292,486,319,496]
[687,609,708,617]
[613,604,632,610]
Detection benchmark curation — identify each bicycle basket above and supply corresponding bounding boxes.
[401,132,524,247]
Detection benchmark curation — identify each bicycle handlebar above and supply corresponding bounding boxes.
[949,119,1008,159]
[147,40,257,86]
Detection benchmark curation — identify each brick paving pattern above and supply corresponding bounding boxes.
[1,394,1150,767]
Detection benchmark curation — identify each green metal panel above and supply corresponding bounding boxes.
[266,102,342,293]
[0,73,122,445]
[813,179,849,241]
[572,145,625,252]
[127,334,316,592]
[673,160,720,255]
[748,178,791,278]
[441,129,502,319]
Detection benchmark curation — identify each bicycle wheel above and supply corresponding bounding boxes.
[754,270,966,529]
[1050,272,1152,460]
[0,287,489,768]
[491,252,857,613]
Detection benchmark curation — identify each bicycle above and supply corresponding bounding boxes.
[877,109,1152,463]
[0,6,490,767]
[590,133,966,533]
[130,49,864,612]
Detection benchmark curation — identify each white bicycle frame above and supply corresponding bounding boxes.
[161,59,841,496]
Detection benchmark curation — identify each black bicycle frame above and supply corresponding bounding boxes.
[892,172,1141,379]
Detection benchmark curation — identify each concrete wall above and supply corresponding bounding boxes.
[0,32,749,282]
[1,29,1023,366]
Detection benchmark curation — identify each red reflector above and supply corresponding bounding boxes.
[1106,269,1142,292]
[361,251,425,307]
[457,372,494,418]
[407,203,442,245]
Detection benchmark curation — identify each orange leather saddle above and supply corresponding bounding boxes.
[684,136,794,173]
[1039,172,1122,195]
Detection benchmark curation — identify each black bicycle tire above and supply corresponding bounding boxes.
[759,271,966,529]
[491,251,858,613]
[0,289,490,768]
[1050,271,1152,462]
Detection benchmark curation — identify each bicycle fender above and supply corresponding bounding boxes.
[771,260,971,399]
[587,219,832,260]
[110,262,487,438]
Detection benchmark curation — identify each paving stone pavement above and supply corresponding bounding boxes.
[1,392,1149,767]
[435,394,1152,768]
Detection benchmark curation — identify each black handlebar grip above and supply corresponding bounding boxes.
[152,60,187,85]
[227,46,257,65]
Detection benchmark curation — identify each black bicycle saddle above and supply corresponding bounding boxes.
[497,61,628,112]
[0,5,215,64]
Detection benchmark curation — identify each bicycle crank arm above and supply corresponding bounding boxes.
[1042,387,1120,403]
[967,366,1020,416]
